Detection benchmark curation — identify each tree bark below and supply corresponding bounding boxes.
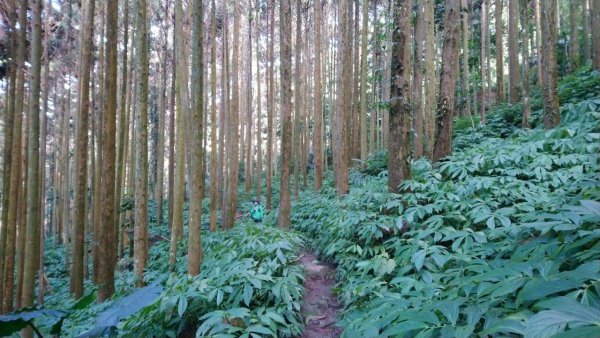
[133,0,149,287]
[266,0,275,209]
[97,0,119,303]
[388,0,413,193]
[359,0,369,160]
[592,0,600,69]
[70,0,95,298]
[496,0,505,102]
[278,0,293,228]
[210,0,218,232]
[432,0,461,162]
[313,0,324,191]
[424,0,436,159]
[541,0,560,128]
[223,0,241,229]
[570,0,580,70]
[187,0,204,276]
[521,0,532,128]
[2,0,27,313]
[508,0,520,102]
[481,0,488,125]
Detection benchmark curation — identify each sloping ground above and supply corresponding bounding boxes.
[299,251,342,338]
[292,93,600,335]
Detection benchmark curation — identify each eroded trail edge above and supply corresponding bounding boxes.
[299,251,342,338]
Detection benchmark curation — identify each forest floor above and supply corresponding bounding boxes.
[299,251,343,338]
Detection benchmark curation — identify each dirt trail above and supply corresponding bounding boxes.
[299,251,343,338]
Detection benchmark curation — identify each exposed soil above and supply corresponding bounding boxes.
[299,251,343,338]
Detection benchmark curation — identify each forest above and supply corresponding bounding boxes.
[0,0,599,337]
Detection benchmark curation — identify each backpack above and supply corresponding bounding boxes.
[251,205,264,221]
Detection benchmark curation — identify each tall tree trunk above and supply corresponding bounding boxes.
[570,0,580,70]
[223,0,241,229]
[70,0,95,298]
[534,0,543,85]
[2,0,27,314]
[169,0,188,269]
[278,0,293,228]
[481,0,488,125]
[187,0,204,276]
[266,0,275,209]
[359,0,369,160]
[413,0,426,158]
[22,0,43,314]
[496,0,505,102]
[97,0,119,303]
[388,0,413,193]
[432,0,461,162]
[134,0,149,287]
[210,0,218,232]
[0,2,18,309]
[521,0,532,128]
[313,0,324,191]
[115,2,129,247]
[424,0,436,159]
[460,0,472,123]
[333,0,350,196]
[245,12,254,195]
[592,0,600,69]
[293,0,302,199]
[508,0,520,103]
[582,0,591,63]
[541,0,560,128]
[255,0,263,199]
[155,3,168,228]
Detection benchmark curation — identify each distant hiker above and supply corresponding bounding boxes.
[250,198,264,223]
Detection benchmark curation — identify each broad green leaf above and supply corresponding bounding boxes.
[412,250,427,271]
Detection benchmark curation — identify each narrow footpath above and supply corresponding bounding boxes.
[299,251,343,338]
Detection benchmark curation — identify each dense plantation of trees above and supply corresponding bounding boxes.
[0,0,599,337]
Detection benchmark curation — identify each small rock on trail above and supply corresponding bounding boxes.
[299,251,343,338]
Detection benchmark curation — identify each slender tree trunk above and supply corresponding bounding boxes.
[245,12,254,195]
[278,0,293,228]
[521,0,532,128]
[508,0,520,102]
[481,0,488,125]
[70,0,95,298]
[570,1,580,70]
[313,0,324,191]
[592,0,600,69]
[0,2,17,309]
[496,0,505,102]
[541,0,560,128]
[534,0,543,85]
[255,0,263,199]
[168,63,176,229]
[133,0,149,287]
[22,0,43,314]
[432,0,461,162]
[413,0,426,158]
[582,0,591,63]
[359,0,369,160]
[460,0,472,124]
[266,0,274,209]
[293,0,302,199]
[116,2,130,238]
[223,0,241,229]
[187,0,204,276]
[97,0,119,303]
[388,0,413,193]
[210,0,218,232]
[169,0,188,269]
[333,0,350,196]
[424,0,436,159]
[2,0,27,314]
[155,4,168,228]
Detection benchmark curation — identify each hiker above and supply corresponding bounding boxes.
[249,198,265,223]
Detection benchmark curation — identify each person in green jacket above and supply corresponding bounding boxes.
[250,198,264,223]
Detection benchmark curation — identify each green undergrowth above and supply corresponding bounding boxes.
[292,89,600,335]
[36,221,305,337]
